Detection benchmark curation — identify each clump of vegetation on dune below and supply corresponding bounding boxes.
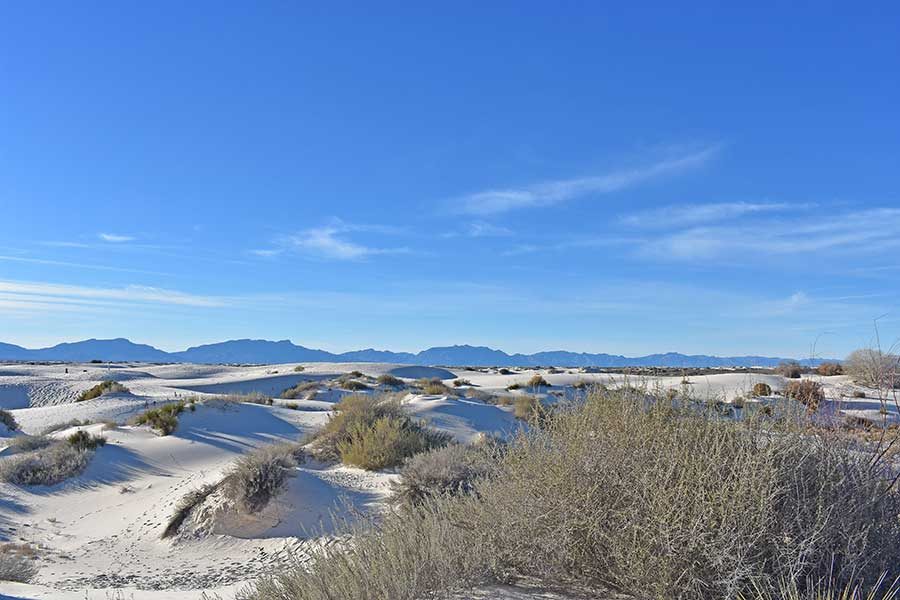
[417,378,452,395]
[0,409,19,432]
[526,374,551,388]
[392,443,497,507]
[751,382,773,397]
[77,380,129,402]
[132,401,187,435]
[0,431,106,486]
[784,379,825,412]
[816,361,844,376]
[775,361,804,379]
[306,394,450,470]
[281,381,320,399]
[376,374,404,387]
[244,387,900,600]
[223,441,306,513]
[0,543,39,583]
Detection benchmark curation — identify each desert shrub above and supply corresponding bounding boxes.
[784,379,825,411]
[66,430,106,451]
[308,395,449,469]
[526,374,551,388]
[342,380,371,391]
[218,392,272,405]
[162,483,218,539]
[0,409,19,432]
[293,365,305,372]
[393,443,496,506]
[845,349,900,389]
[224,442,306,513]
[281,381,319,399]
[752,382,773,397]
[498,368,512,375]
[284,402,299,410]
[571,380,593,390]
[348,370,364,378]
[548,368,564,374]
[244,388,900,600]
[512,395,551,426]
[452,378,472,387]
[0,543,38,583]
[0,440,95,485]
[4,435,52,455]
[506,383,522,391]
[816,362,844,376]
[418,378,451,395]
[853,391,867,399]
[776,361,803,379]
[132,401,186,435]
[41,418,91,435]
[77,380,128,402]
[376,374,404,387]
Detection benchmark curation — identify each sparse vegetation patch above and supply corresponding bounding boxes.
[132,401,186,435]
[77,380,129,402]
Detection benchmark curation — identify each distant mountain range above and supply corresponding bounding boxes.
[0,338,832,367]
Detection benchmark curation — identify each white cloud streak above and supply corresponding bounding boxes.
[99,233,135,243]
[0,279,227,311]
[452,146,719,215]
[620,201,798,228]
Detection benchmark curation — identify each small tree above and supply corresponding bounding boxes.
[845,349,900,389]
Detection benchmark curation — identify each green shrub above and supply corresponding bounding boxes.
[132,401,186,435]
[284,402,299,410]
[0,409,18,432]
[66,430,105,451]
[308,395,449,469]
[77,380,129,402]
[224,442,306,513]
[418,378,451,395]
[452,378,472,387]
[751,382,773,397]
[342,380,371,391]
[376,374,404,387]
[293,365,305,372]
[784,379,825,411]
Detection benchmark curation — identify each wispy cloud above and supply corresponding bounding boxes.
[0,254,170,276]
[0,279,228,316]
[639,207,900,260]
[620,201,798,228]
[259,219,407,261]
[99,233,135,243]
[451,146,719,215]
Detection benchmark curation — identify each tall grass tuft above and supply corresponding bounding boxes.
[77,380,129,402]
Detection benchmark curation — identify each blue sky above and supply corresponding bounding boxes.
[1,2,899,358]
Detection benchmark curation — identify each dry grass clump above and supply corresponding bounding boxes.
[526,374,551,388]
[512,395,547,422]
[224,442,306,513]
[452,378,472,387]
[392,443,496,507]
[4,434,53,455]
[0,432,105,485]
[341,380,371,391]
[307,394,450,469]
[784,379,825,411]
[376,374,404,387]
[752,382,773,397]
[571,380,594,390]
[77,380,129,402]
[281,381,319,399]
[845,349,900,389]
[816,362,844,376]
[0,543,39,583]
[417,378,452,395]
[132,401,186,435]
[506,383,522,391]
[293,365,305,372]
[0,409,19,432]
[776,361,804,379]
[162,483,218,539]
[244,387,900,600]
[217,392,272,405]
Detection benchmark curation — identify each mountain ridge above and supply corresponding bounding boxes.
[0,338,834,367]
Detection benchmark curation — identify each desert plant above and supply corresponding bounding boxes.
[307,394,449,469]
[845,349,900,389]
[418,378,451,395]
[376,374,404,387]
[4,435,52,455]
[816,362,844,376]
[66,430,106,451]
[293,365,305,372]
[506,383,522,391]
[0,409,19,432]
[752,382,773,397]
[393,443,496,506]
[0,543,38,583]
[224,442,306,513]
[281,381,320,399]
[77,380,129,402]
[161,483,218,539]
[243,387,900,600]
[512,395,551,425]
[284,402,299,410]
[526,374,551,388]
[853,391,868,399]
[776,361,803,379]
[452,378,472,387]
[342,380,371,391]
[498,368,512,375]
[132,401,186,435]
[784,379,825,411]
[0,440,96,485]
